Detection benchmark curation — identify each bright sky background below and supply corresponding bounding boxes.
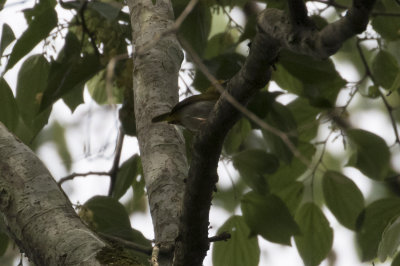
[1,1,398,265]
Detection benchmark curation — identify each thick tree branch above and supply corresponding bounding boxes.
[173,0,377,265]
[258,0,376,59]
[174,30,279,266]
[0,122,105,265]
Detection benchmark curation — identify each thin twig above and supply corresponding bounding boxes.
[179,37,311,167]
[97,232,153,255]
[209,231,231,242]
[356,40,400,145]
[78,0,100,56]
[58,171,110,185]
[108,130,125,196]
[151,245,160,266]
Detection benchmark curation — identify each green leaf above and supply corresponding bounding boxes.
[0,78,19,132]
[40,32,102,110]
[204,31,238,59]
[372,50,400,91]
[0,23,15,57]
[262,102,298,163]
[287,97,320,141]
[378,215,400,262]
[322,171,364,230]
[51,121,72,172]
[88,1,122,21]
[173,0,211,57]
[62,84,84,113]
[212,215,260,266]
[112,154,142,199]
[273,181,304,215]
[193,53,246,91]
[267,141,315,191]
[294,203,333,266]
[0,232,8,256]
[347,129,390,180]
[247,91,278,121]
[87,69,124,104]
[15,54,51,141]
[272,63,303,95]
[233,149,279,193]
[278,50,346,107]
[81,196,150,246]
[357,198,400,261]
[6,6,57,71]
[224,118,251,154]
[371,0,400,41]
[241,192,300,245]
[393,252,400,266]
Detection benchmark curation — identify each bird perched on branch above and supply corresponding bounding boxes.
[151,80,226,132]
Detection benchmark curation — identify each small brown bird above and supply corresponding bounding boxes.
[152,81,226,131]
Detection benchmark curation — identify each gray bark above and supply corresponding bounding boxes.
[0,122,105,265]
[126,0,186,265]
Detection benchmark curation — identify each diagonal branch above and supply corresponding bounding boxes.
[173,0,377,265]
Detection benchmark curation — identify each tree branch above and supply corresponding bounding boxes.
[258,0,376,59]
[173,0,377,265]
[0,122,105,265]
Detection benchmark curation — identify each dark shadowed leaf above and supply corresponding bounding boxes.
[278,50,346,107]
[371,0,400,41]
[241,191,300,245]
[173,0,211,57]
[262,102,298,163]
[347,129,390,180]
[0,78,18,132]
[15,55,51,142]
[40,32,102,110]
[322,171,364,230]
[212,215,259,266]
[372,50,400,91]
[357,198,400,261]
[0,23,15,57]
[294,203,333,266]
[224,118,251,154]
[267,141,315,191]
[81,195,151,248]
[112,154,142,200]
[233,149,279,192]
[6,5,57,70]
[0,232,8,256]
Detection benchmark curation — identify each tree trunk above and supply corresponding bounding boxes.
[126,0,186,265]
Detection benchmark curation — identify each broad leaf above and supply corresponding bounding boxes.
[233,149,279,192]
[294,203,333,266]
[357,198,400,261]
[15,54,51,142]
[378,215,400,262]
[6,5,57,70]
[80,195,150,247]
[347,129,390,180]
[0,23,15,57]
[241,191,300,245]
[112,154,142,199]
[372,50,400,91]
[0,78,18,132]
[322,171,364,230]
[212,215,259,266]
[224,118,251,154]
[0,232,8,256]
[40,32,102,110]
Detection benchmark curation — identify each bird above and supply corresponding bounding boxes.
[151,81,226,131]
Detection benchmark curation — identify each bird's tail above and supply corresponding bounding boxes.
[151,112,170,123]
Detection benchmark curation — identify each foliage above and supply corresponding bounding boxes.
[1,0,400,265]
